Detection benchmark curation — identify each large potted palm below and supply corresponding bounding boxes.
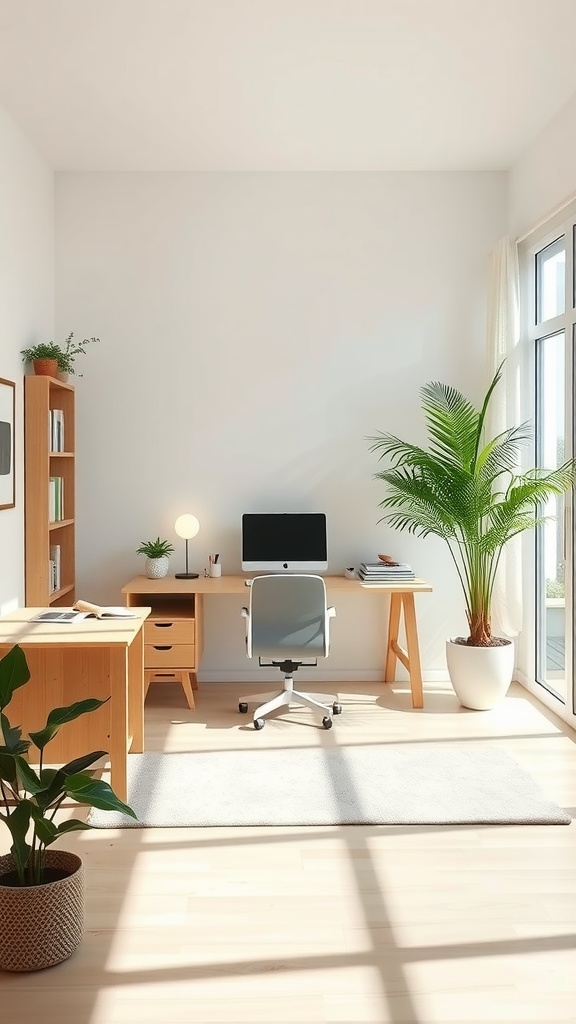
[0,644,136,971]
[368,363,576,709]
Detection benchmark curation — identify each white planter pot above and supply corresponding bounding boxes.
[446,637,515,710]
[145,556,169,579]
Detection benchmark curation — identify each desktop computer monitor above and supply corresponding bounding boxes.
[241,512,328,572]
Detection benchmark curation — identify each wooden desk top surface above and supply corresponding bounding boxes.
[0,607,150,647]
[122,574,432,596]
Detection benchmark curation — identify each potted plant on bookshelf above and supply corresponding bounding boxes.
[136,537,175,579]
[0,644,136,972]
[19,341,62,378]
[368,362,576,709]
[21,333,100,380]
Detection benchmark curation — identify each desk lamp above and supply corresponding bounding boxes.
[174,514,200,579]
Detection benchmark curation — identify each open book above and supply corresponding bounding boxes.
[31,600,137,623]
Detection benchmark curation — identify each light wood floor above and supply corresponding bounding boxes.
[2,677,576,1023]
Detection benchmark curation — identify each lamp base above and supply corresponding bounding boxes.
[174,572,199,579]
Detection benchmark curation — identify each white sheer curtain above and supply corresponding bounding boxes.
[486,235,523,637]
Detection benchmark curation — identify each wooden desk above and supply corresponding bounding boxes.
[0,607,150,801]
[122,575,432,709]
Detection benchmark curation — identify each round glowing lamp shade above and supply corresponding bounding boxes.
[174,514,200,579]
[174,514,200,540]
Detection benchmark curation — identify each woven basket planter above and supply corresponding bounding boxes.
[0,850,84,972]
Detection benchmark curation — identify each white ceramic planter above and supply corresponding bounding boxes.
[145,556,169,579]
[446,637,515,710]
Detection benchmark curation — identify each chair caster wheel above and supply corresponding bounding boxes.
[254,718,265,730]
[239,702,248,713]
[333,703,342,715]
[322,716,333,729]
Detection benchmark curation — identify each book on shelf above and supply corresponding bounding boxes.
[49,409,65,452]
[30,601,137,624]
[48,476,64,521]
[49,543,61,592]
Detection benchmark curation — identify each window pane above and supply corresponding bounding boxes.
[536,236,565,323]
[535,330,566,699]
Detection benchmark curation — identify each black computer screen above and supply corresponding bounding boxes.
[241,513,328,571]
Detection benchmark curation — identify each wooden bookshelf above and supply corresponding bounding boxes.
[24,375,76,606]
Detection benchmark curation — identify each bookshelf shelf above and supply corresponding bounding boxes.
[48,583,76,604]
[25,375,76,607]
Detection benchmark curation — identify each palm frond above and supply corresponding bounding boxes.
[420,379,479,471]
[475,422,532,480]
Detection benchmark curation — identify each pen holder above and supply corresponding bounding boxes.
[209,562,222,578]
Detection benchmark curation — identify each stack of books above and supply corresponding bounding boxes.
[358,561,415,583]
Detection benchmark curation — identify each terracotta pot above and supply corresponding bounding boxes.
[0,850,84,971]
[33,358,58,377]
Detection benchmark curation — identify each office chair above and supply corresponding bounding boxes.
[238,573,341,730]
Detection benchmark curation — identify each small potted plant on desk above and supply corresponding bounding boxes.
[0,644,136,972]
[136,536,175,579]
[368,362,576,710]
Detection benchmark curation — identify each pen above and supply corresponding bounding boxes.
[214,553,219,563]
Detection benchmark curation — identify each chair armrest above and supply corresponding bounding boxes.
[324,605,336,656]
[241,606,251,657]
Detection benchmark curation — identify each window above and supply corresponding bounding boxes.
[519,204,576,723]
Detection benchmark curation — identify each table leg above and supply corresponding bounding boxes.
[128,625,144,753]
[402,592,424,709]
[384,593,402,682]
[109,647,128,803]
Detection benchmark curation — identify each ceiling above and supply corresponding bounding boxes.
[1,0,576,172]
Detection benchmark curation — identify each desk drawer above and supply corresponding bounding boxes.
[145,644,195,669]
[144,619,194,645]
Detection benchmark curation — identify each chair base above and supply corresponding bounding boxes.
[239,674,339,726]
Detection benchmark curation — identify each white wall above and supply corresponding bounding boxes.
[56,171,506,680]
[0,105,54,614]
[508,91,576,239]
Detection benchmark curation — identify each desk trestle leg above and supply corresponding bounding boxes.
[384,592,424,709]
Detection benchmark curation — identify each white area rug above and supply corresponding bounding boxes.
[88,746,571,828]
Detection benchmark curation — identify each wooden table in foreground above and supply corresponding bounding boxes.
[122,575,432,709]
[0,607,150,801]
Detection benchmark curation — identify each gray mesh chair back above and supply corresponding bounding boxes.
[250,574,329,660]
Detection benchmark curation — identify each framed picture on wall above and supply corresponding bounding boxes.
[0,378,15,510]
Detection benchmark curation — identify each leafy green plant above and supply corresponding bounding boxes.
[368,362,576,647]
[19,342,62,364]
[21,333,100,376]
[56,332,100,375]
[136,537,175,558]
[0,645,136,887]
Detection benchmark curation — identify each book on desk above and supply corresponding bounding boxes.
[31,601,137,624]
